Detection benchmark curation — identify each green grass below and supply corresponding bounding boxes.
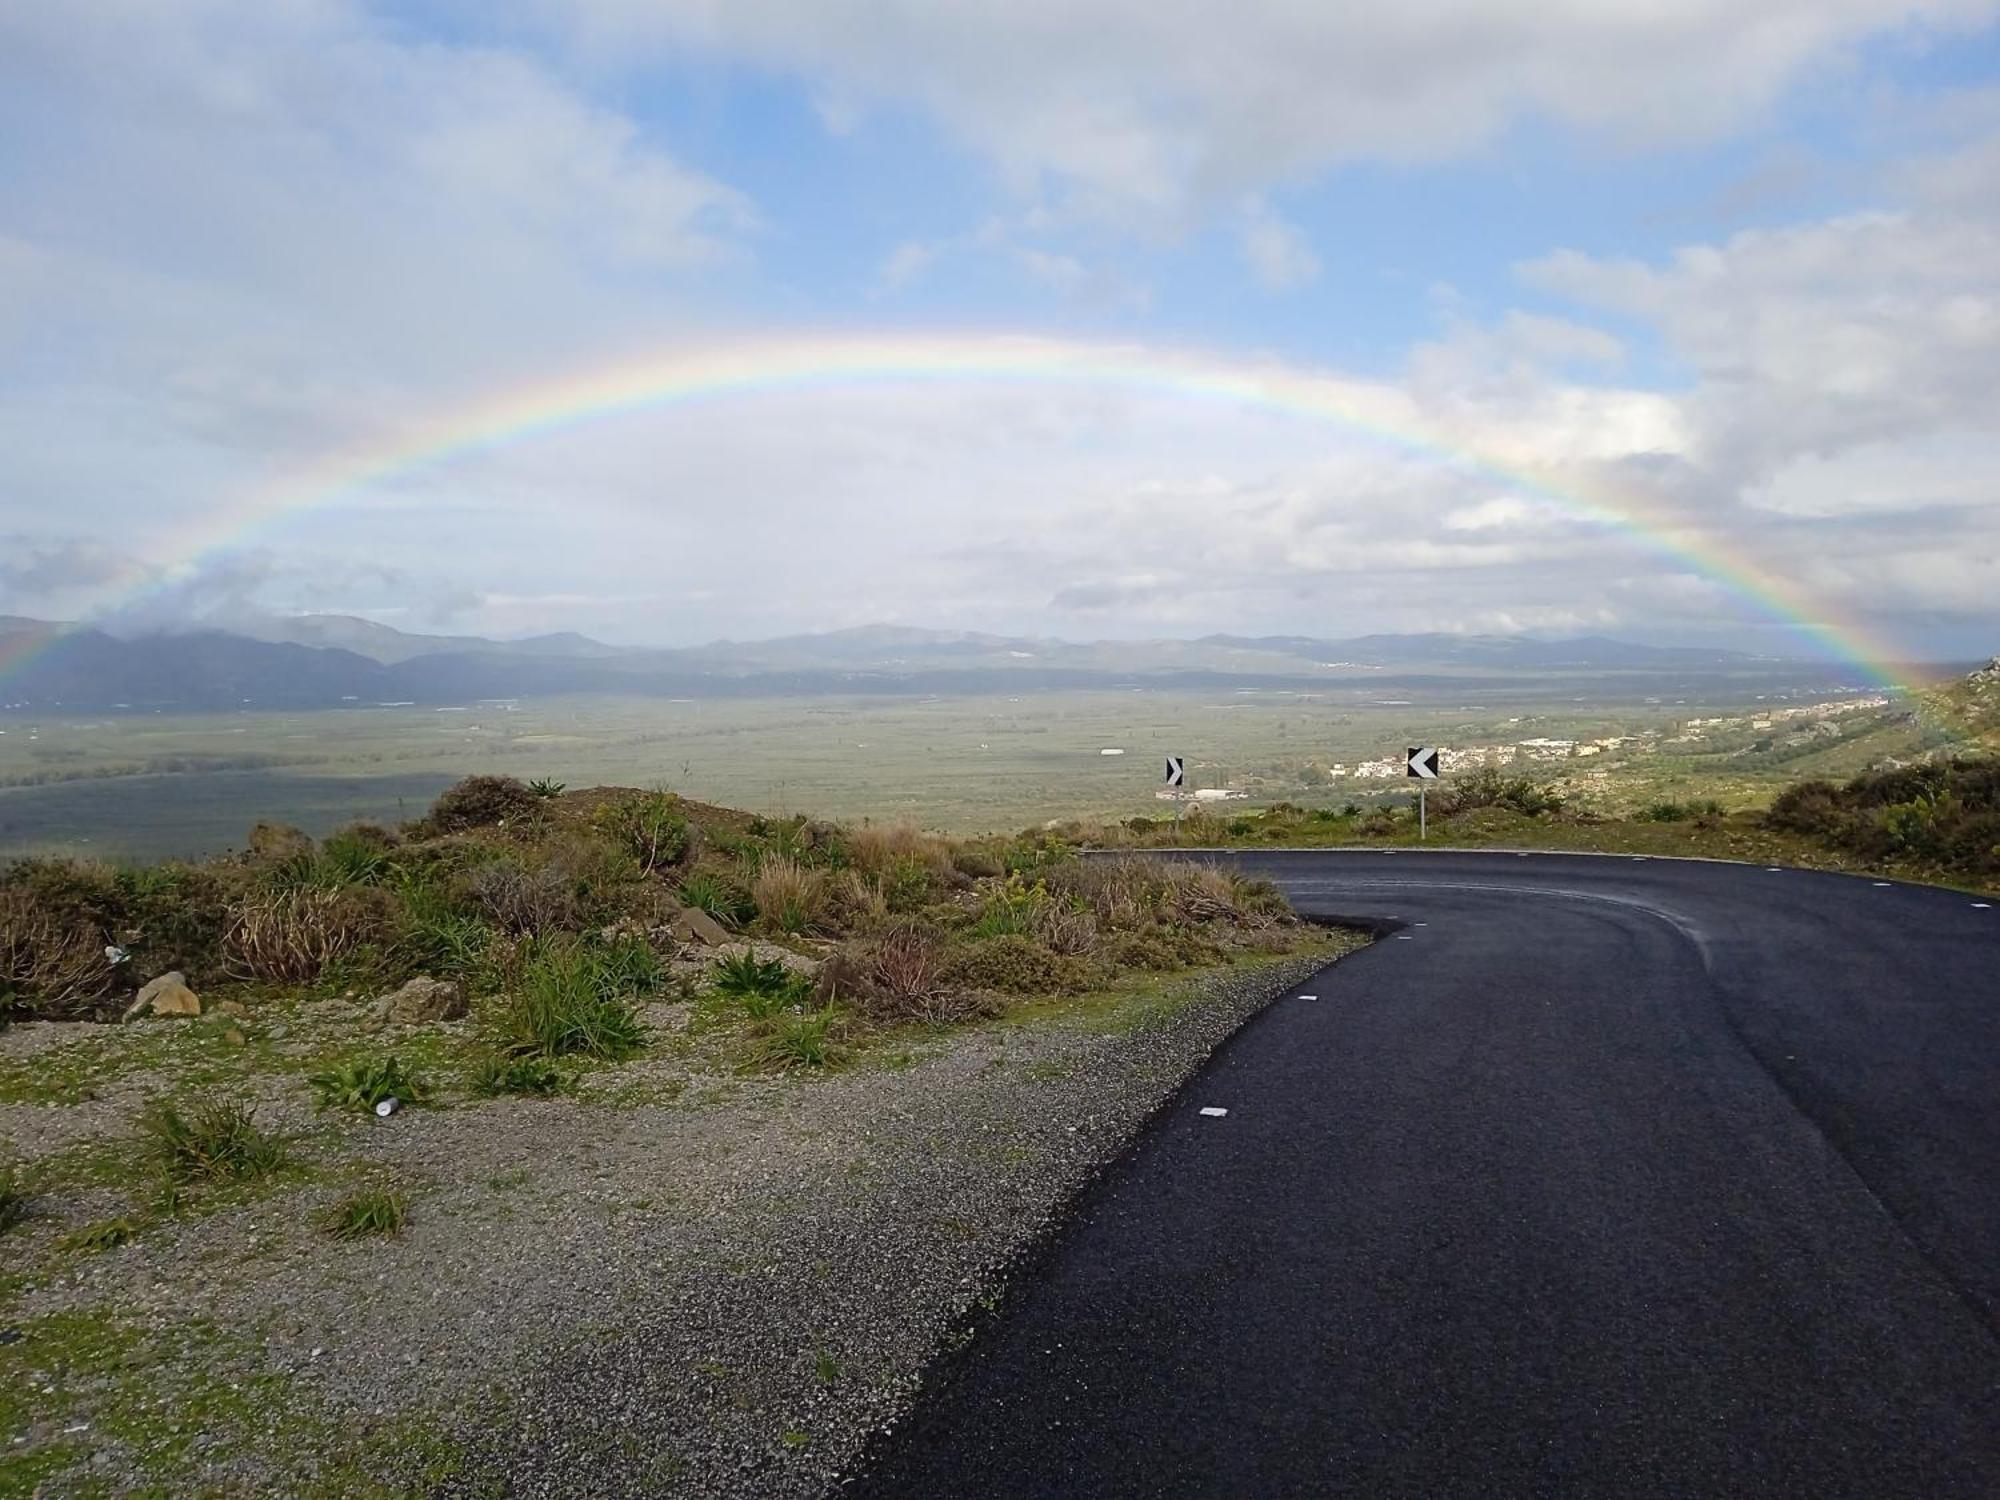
[319,1187,408,1240]
[742,1003,846,1071]
[494,942,647,1060]
[468,1053,565,1097]
[59,1215,140,1254]
[141,1099,288,1183]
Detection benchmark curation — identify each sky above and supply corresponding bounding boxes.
[2,1,1998,661]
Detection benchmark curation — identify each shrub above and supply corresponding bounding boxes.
[462,857,582,935]
[427,776,542,834]
[470,1054,564,1097]
[309,1055,433,1112]
[951,848,1005,879]
[496,942,647,1059]
[1639,801,1689,823]
[753,856,828,935]
[1103,928,1185,971]
[119,864,232,982]
[1433,768,1564,818]
[223,887,383,983]
[939,935,1085,996]
[319,825,398,886]
[529,778,566,798]
[676,870,755,927]
[320,1187,407,1240]
[143,1099,287,1183]
[601,792,692,875]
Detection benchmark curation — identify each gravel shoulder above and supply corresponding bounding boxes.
[0,933,1364,1496]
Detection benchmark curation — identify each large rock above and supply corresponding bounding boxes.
[669,907,732,946]
[125,972,200,1021]
[375,976,468,1025]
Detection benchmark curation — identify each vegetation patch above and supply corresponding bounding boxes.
[319,1186,409,1240]
[142,1098,288,1185]
[309,1054,435,1112]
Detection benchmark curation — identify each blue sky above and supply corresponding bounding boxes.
[2,1,1998,659]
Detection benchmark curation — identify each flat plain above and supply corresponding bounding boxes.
[0,672,1923,861]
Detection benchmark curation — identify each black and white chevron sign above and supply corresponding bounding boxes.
[1406,747,1441,780]
[1165,756,1185,787]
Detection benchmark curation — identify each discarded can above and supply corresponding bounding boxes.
[374,1097,400,1118]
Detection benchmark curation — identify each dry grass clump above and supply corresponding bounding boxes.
[752,855,829,935]
[0,886,122,1019]
[461,858,582,935]
[222,887,383,982]
[847,823,956,882]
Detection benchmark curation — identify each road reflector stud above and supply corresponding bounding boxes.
[1975,903,1992,910]
[1198,1107,1229,1118]
[1297,994,1318,1001]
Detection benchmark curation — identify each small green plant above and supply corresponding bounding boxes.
[496,942,647,1059]
[469,1054,564,1097]
[605,792,691,874]
[143,1099,287,1183]
[309,1055,433,1112]
[745,1003,845,1071]
[676,871,753,927]
[320,1187,408,1240]
[528,778,567,799]
[60,1216,139,1254]
[711,950,808,1021]
[0,1167,27,1233]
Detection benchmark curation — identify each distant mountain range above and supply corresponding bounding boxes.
[0,613,1895,712]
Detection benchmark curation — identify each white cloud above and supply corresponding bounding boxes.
[1238,202,1321,291]
[545,0,1997,220]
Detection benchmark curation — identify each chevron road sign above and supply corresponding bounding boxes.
[1406,747,1441,779]
[1165,756,1186,787]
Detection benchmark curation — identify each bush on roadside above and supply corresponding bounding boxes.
[143,1099,287,1184]
[938,934,1088,996]
[495,941,648,1060]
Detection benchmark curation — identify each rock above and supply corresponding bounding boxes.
[375,976,468,1025]
[214,1000,250,1018]
[670,907,732,946]
[124,972,200,1021]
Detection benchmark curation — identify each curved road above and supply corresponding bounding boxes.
[847,852,2000,1498]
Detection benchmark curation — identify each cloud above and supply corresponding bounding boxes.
[1238,202,1320,291]
[544,0,1997,220]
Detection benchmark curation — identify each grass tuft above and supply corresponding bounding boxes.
[495,941,648,1059]
[469,1053,564,1097]
[0,1166,28,1234]
[320,1187,408,1240]
[60,1216,140,1254]
[142,1099,287,1183]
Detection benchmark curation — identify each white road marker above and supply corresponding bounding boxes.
[1296,994,1318,1001]
[1975,903,1992,910]
[1873,882,1892,887]
[1198,1106,1229,1118]
[1395,934,1415,941]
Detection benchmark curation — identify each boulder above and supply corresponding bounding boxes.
[669,907,732,946]
[375,976,468,1025]
[124,972,200,1021]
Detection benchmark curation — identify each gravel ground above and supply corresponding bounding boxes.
[1,940,1360,1496]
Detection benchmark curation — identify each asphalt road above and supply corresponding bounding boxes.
[845,852,2000,1499]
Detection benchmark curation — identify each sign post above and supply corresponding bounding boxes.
[1405,747,1440,841]
[1165,756,1186,839]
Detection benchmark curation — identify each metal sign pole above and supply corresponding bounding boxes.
[1420,786,1426,842]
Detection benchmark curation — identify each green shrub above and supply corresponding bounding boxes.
[320,1187,408,1240]
[1103,928,1185,971]
[529,778,566,798]
[469,1054,564,1097]
[1433,767,1565,818]
[309,1055,433,1112]
[496,942,647,1059]
[143,1100,287,1183]
[938,935,1085,995]
[1639,801,1688,822]
[393,880,494,980]
[601,792,692,875]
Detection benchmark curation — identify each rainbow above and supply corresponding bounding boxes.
[2,332,1930,695]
